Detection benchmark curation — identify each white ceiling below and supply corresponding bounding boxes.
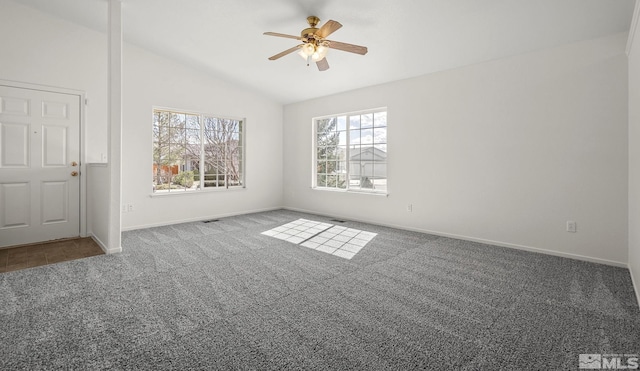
[12,0,636,104]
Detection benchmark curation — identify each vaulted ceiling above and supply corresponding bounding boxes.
[12,0,636,104]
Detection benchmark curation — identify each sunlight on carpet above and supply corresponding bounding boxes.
[261,218,377,259]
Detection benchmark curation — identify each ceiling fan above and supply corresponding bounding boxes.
[264,16,368,71]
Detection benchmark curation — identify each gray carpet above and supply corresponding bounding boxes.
[1,209,639,370]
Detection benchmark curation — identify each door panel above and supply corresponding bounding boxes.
[42,125,67,166]
[1,122,30,167]
[41,181,68,224]
[0,85,80,247]
[0,96,30,116]
[0,182,30,228]
[42,101,68,119]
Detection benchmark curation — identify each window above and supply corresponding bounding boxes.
[314,109,387,193]
[152,109,244,193]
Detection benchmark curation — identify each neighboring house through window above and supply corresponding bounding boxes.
[152,108,244,193]
[314,109,387,193]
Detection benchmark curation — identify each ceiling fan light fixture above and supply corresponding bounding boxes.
[298,43,314,61]
[302,43,315,57]
[312,44,328,61]
[297,48,308,60]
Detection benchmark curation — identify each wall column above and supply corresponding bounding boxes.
[107,0,122,252]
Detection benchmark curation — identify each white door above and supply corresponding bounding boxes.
[0,85,81,248]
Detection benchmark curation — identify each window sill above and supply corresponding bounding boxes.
[312,187,389,197]
[150,186,246,197]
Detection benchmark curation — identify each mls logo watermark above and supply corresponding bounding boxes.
[579,354,639,369]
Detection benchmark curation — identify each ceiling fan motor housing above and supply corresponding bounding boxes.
[301,27,318,40]
[301,16,321,40]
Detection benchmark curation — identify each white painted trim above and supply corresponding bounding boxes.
[627,0,640,56]
[149,187,247,197]
[121,206,282,231]
[152,105,247,123]
[0,79,84,96]
[0,79,88,241]
[79,90,88,238]
[283,206,628,268]
[630,264,640,308]
[90,233,121,254]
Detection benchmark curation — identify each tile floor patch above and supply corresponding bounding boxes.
[261,219,377,260]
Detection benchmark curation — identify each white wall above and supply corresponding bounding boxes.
[284,33,629,265]
[628,2,640,301]
[1,2,284,233]
[121,43,284,230]
[87,164,111,252]
[0,1,108,163]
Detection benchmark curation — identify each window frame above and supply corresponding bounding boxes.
[151,106,246,195]
[312,108,388,195]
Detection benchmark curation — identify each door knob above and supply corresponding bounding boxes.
[71,161,78,166]
[71,171,78,177]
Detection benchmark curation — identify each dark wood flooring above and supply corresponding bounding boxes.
[0,237,104,273]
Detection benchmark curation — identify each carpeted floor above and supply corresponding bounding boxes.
[1,209,639,370]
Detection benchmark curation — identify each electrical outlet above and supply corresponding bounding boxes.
[567,220,576,233]
[127,204,134,212]
[407,204,413,212]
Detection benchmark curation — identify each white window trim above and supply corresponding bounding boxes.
[151,106,246,196]
[312,107,388,195]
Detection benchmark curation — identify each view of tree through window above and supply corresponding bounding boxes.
[153,109,244,193]
[315,109,387,193]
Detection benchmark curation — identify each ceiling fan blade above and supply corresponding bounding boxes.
[316,20,342,39]
[268,45,302,60]
[263,32,303,41]
[326,40,368,55]
[316,58,329,71]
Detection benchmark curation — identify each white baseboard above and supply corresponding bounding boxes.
[283,206,628,268]
[121,206,282,232]
[90,233,121,254]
